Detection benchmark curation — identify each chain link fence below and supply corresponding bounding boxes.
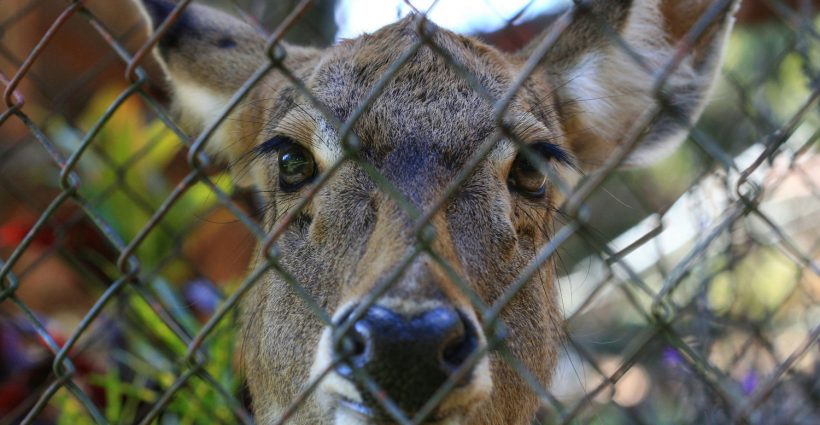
[1,0,818,424]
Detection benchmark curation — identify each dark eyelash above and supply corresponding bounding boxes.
[255,135,292,156]
[257,136,573,171]
[531,142,575,168]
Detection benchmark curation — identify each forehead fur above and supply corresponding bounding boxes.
[305,16,550,161]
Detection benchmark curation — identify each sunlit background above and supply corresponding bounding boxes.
[334,0,570,39]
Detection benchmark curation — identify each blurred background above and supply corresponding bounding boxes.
[0,0,818,424]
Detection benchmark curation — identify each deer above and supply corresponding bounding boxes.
[130,0,739,423]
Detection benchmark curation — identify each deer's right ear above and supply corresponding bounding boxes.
[517,0,738,169]
[132,0,267,159]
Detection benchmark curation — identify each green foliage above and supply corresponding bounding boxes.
[48,86,233,281]
[45,87,242,423]
[51,282,240,424]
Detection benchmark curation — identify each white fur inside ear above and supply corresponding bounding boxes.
[171,77,238,159]
[561,0,699,165]
[173,78,230,128]
[565,53,635,139]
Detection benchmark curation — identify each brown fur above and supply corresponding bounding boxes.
[132,1,739,423]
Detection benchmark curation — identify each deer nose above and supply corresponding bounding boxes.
[335,305,478,414]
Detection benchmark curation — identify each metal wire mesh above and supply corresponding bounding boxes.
[0,0,817,424]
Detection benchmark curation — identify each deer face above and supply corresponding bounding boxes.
[241,22,567,425]
[133,0,738,423]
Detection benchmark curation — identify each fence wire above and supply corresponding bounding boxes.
[0,0,818,424]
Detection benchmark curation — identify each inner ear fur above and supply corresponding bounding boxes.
[137,0,268,93]
[520,0,740,169]
[131,0,322,183]
[130,0,269,170]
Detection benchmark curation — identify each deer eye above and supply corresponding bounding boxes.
[507,142,571,198]
[507,153,546,197]
[277,140,316,190]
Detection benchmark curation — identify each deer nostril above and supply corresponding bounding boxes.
[334,308,372,379]
[331,305,481,414]
[348,321,369,358]
[338,331,366,358]
[440,311,478,372]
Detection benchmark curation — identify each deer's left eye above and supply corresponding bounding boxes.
[277,139,316,190]
[507,154,546,197]
[507,142,571,198]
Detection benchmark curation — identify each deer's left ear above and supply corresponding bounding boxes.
[132,0,267,161]
[519,0,739,168]
[136,0,267,93]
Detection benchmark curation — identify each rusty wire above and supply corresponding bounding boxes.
[0,0,818,424]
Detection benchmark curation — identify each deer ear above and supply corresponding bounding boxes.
[520,0,739,168]
[133,0,267,160]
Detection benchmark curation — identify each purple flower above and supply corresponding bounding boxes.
[741,371,758,395]
[184,279,221,317]
[662,346,683,367]
[0,322,32,380]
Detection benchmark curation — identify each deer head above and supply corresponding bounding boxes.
[132,0,738,423]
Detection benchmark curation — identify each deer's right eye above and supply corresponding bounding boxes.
[508,154,547,197]
[276,139,317,191]
[507,142,573,199]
